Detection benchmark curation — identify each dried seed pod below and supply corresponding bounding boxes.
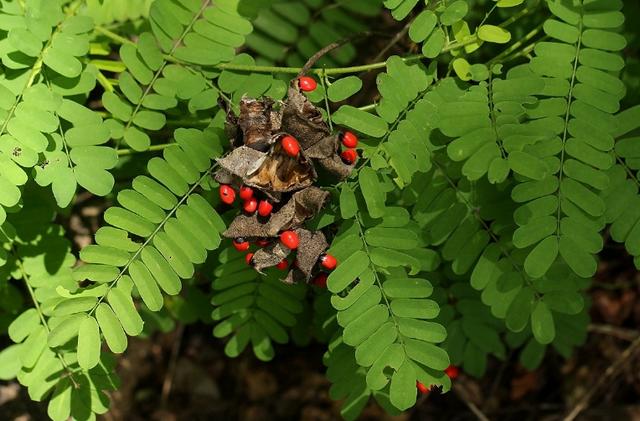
[251,241,291,273]
[238,97,280,152]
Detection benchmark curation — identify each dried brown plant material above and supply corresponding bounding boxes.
[252,241,291,273]
[238,97,281,151]
[281,83,330,150]
[291,229,328,280]
[245,146,316,193]
[223,187,328,239]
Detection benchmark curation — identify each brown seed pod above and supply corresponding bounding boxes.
[214,79,353,283]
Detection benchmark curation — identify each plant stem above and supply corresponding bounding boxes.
[117,143,174,156]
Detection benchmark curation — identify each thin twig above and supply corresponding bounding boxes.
[563,334,640,421]
[299,31,372,76]
[453,383,491,421]
[588,324,639,342]
[161,323,185,407]
[371,18,413,63]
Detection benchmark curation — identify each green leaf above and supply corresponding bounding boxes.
[48,314,85,347]
[328,76,362,102]
[404,338,450,370]
[108,285,144,336]
[543,291,584,315]
[497,0,524,7]
[95,303,127,353]
[440,1,468,25]
[53,297,97,316]
[75,166,114,197]
[452,58,472,81]
[478,25,512,44]
[559,234,596,278]
[390,360,416,410]
[327,251,370,293]
[524,236,559,278]
[531,301,555,344]
[8,308,40,342]
[359,167,386,218]
[365,228,418,250]
[409,10,437,43]
[77,316,101,370]
[340,184,358,219]
[80,244,130,266]
[0,345,23,380]
[506,287,534,332]
[43,48,82,78]
[129,260,164,311]
[383,278,432,298]
[332,105,388,137]
[48,378,72,421]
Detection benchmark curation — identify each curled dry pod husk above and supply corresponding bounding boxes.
[251,241,291,273]
[282,229,329,284]
[238,97,282,151]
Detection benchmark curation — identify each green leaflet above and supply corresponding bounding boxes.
[531,301,555,344]
[77,316,101,370]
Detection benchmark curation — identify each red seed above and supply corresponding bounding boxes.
[298,76,317,92]
[256,239,271,247]
[276,260,288,270]
[341,149,357,165]
[243,198,258,214]
[281,135,300,157]
[416,381,430,395]
[239,185,254,201]
[312,273,328,288]
[233,238,250,252]
[280,230,299,249]
[341,131,358,148]
[245,253,254,265]
[444,365,459,380]
[258,200,273,217]
[219,184,236,205]
[319,254,337,270]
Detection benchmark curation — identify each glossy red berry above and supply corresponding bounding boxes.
[276,260,288,270]
[341,149,357,165]
[281,135,300,157]
[239,185,254,201]
[298,76,317,92]
[256,239,271,247]
[319,254,337,270]
[258,200,273,217]
[219,184,236,205]
[444,365,459,380]
[417,381,430,395]
[341,131,358,148]
[243,197,258,214]
[280,230,299,249]
[313,273,328,288]
[245,253,254,265]
[233,238,249,252]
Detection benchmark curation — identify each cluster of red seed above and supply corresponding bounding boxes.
[220,180,339,287]
[217,76,360,286]
[416,365,460,395]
